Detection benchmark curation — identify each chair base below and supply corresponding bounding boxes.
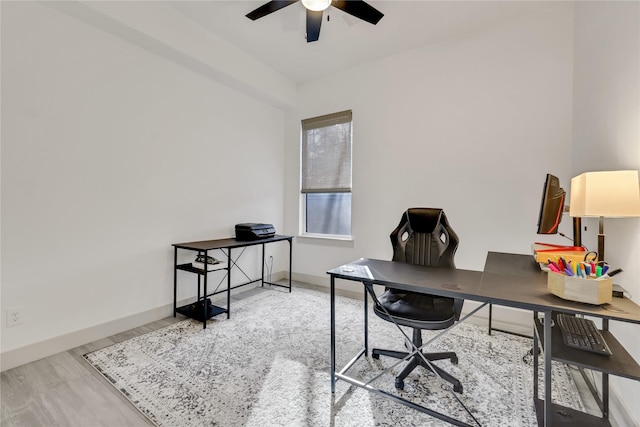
[371,329,463,393]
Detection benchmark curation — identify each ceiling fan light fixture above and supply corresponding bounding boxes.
[301,0,331,12]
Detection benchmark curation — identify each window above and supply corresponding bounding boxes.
[301,110,352,237]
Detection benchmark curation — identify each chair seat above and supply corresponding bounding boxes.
[373,289,456,330]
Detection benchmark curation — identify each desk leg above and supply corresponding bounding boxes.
[227,248,231,319]
[288,238,292,292]
[261,243,265,287]
[173,247,178,317]
[488,304,493,335]
[363,285,368,355]
[330,275,336,393]
[533,312,539,401]
[203,250,208,329]
[544,310,552,426]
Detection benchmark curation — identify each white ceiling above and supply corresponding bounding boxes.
[167,1,554,83]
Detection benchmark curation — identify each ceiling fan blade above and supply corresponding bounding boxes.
[331,0,383,25]
[246,0,299,21]
[306,9,323,42]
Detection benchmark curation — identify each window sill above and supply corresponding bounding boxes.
[298,233,354,243]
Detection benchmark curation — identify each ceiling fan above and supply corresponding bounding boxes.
[246,0,384,43]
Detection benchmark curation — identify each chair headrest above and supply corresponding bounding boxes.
[406,208,444,234]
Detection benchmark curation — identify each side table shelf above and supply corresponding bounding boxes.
[176,262,229,274]
[176,301,227,321]
[175,262,230,326]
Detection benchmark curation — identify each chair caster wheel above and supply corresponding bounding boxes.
[451,356,458,365]
[454,383,463,393]
[372,352,380,360]
[395,378,404,390]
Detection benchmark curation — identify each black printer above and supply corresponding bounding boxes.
[235,223,276,240]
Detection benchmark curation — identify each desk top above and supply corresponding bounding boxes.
[328,252,640,324]
[327,258,483,300]
[173,234,293,251]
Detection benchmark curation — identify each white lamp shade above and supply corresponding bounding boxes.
[569,170,640,218]
[301,0,332,12]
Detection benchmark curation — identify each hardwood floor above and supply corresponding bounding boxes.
[1,317,181,427]
[1,283,607,427]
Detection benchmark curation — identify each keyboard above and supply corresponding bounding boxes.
[556,314,612,356]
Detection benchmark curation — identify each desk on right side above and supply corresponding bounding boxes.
[483,252,640,426]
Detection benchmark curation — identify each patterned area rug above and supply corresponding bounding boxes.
[84,287,584,426]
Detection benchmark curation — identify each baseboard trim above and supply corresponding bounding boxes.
[1,303,174,372]
[0,281,263,372]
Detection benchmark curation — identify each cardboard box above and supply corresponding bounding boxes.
[547,272,612,305]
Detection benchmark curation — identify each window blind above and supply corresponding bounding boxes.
[301,110,352,193]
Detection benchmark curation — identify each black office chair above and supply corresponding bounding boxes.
[370,208,464,393]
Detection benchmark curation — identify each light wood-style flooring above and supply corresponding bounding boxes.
[1,316,180,427]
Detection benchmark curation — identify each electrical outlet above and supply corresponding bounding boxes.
[6,307,23,327]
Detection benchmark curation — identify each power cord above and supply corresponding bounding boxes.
[265,255,273,283]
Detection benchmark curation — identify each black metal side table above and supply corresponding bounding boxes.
[172,234,293,328]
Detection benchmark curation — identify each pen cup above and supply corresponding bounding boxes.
[547,272,612,305]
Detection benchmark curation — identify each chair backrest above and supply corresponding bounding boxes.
[390,208,459,268]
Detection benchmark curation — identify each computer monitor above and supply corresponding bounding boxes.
[537,173,566,235]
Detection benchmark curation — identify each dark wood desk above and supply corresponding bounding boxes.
[173,234,293,328]
[327,252,640,427]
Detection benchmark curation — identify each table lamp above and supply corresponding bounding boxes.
[569,170,640,262]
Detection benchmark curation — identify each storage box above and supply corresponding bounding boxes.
[547,272,612,305]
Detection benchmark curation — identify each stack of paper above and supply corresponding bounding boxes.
[532,242,589,264]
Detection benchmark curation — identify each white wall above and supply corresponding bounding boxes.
[285,3,575,289]
[1,2,287,367]
[3,3,639,422]
[572,2,640,425]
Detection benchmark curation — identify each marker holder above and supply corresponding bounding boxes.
[547,271,612,305]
